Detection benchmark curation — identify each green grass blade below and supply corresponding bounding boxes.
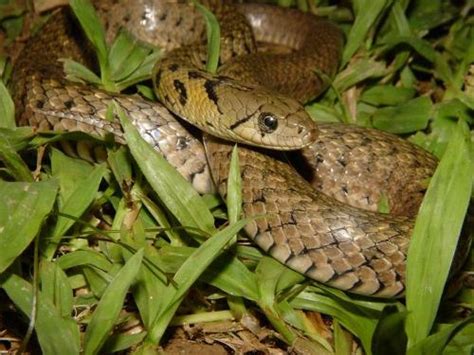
[147,218,251,343]
[334,57,388,93]
[227,145,242,224]
[0,80,15,128]
[57,249,113,271]
[116,103,215,235]
[83,248,144,355]
[115,51,162,90]
[0,132,33,181]
[406,121,473,346]
[157,246,259,301]
[0,180,58,273]
[334,320,353,355]
[108,31,151,82]
[69,0,110,85]
[193,1,220,73]
[342,0,391,65]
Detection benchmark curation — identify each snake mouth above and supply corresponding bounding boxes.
[302,127,318,146]
[260,126,318,151]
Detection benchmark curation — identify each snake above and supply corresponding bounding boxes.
[10,0,451,298]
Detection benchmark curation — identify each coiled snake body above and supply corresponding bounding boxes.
[12,1,442,297]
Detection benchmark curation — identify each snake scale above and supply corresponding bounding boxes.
[11,0,448,297]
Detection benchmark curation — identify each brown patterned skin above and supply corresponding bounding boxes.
[11,1,440,297]
[205,136,416,297]
[301,124,437,217]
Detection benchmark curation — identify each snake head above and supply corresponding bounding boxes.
[221,87,318,150]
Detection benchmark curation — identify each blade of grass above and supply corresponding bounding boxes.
[192,1,220,73]
[83,248,144,355]
[0,80,15,128]
[406,121,473,346]
[227,145,242,224]
[116,102,215,235]
[147,217,252,343]
[69,0,111,88]
[157,246,259,301]
[342,0,392,65]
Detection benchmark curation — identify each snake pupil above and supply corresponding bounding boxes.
[259,113,278,133]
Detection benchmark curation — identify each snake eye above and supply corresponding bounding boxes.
[258,113,278,133]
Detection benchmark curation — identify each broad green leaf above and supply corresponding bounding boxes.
[62,58,102,85]
[443,323,474,355]
[51,148,97,202]
[202,251,259,301]
[361,85,416,106]
[291,288,383,354]
[408,317,474,355]
[132,245,171,329]
[84,249,144,355]
[83,265,115,298]
[381,35,437,62]
[0,127,34,151]
[0,180,58,272]
[43,163,107,259]
[372,96,432,133]
[406,122,473,345]
[256,257,305,302]
[371,306,408,355]
[102,332,147,353]
[306,103,342,123]
[0,273,80,355]
[40,261,74,319]
[108,31,152,82]
[0,132,33,181]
